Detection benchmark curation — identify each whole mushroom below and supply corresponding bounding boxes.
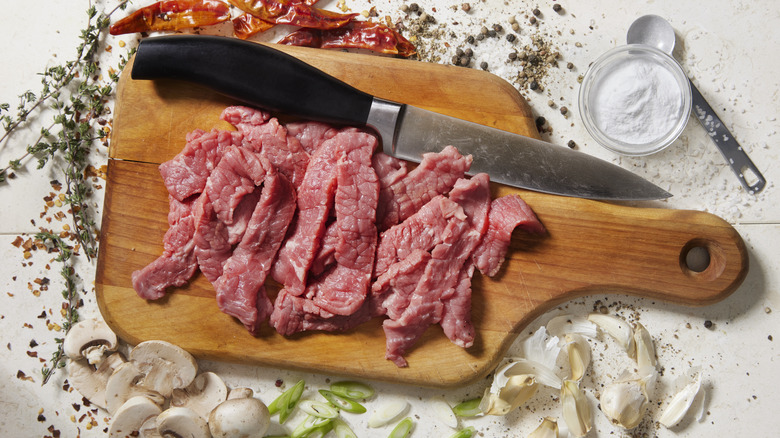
[209,397,270,438]
[63,318,118,366]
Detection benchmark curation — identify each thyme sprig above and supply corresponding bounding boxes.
[37,231,81,385]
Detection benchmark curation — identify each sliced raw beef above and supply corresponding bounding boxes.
[271,130,379,333]
[472,195,545,277]
[285,120,338,154]
[376,145,472,230]
[309,221,338,276]
[439,260,476,348]
[271,130,351,294]
[195,146,269,282]
[222,106,310,188]
[372,152,408,188]
[131,195,200,300]
[381,174,491,366]
[159,129,243,202]
[214,169,296,334]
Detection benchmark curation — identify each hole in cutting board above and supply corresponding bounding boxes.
[680,238,726,281]
[684,246,710,273]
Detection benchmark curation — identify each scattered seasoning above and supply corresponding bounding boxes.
[529,16,537,25]
[560,106,568,115]
[275,379,284,387]
[409,3,419,12]
[567,62,574,69]
[508,52,517,61]
[704,320,713,329]
[506,33,516,42]
[532,8,541,16]
[529,80,539,90]
[553,4,563,13]
[480,61,488,70]
[493,24,503,32]
[535,116,546,128]
[769,335,773,341]
[461,3,470,12]
[567,140,577,149]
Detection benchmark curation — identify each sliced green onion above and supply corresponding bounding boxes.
[291,415,333,438]
[452,398,482,417]
[448,426,476,438]
[299,400,340,419]
[268,379,305,424]
[330,381,375,400]
[332,418,358,438]
[388,417,414,438]
[319,389,367,414]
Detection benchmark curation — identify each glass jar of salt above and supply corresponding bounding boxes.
[579,45,691,156]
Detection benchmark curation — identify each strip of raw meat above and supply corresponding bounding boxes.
[195,146,269,282]
[214,170,296,334]
[372,152,407,188]
[376,145,472,230]
[472,195,545,277]
[382,175,491,366]
[222,106,310,188]
[309,220,338,276]
[271,289,373,336]
[159,129,243,201]
[131,195,200,300]
[371,249,431,320]
[285,120,338,154]
[271,130,349,294]
[439,260,476,348]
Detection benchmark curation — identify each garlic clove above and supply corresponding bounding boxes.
[479,374,537,416]
[546,315,598,339]
[587,313,635,358]
[598,378,649,429]
[633,322,656,373]
[563,334,591,382]
[499,358,562,390]
[560,380,591,437]
[659,371,703,428]
[527,417,559,438]
[521,327,561,370]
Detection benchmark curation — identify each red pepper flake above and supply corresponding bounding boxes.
[11,236,24,248]
[26,351,38,358]
[23,323,33,329]
[17,370,35,382]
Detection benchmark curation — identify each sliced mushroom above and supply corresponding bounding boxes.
[227,387,254,400]
[157,406,211,438]
[130,340,198,398]
[171,371,228,420]
[105,361,164,415]
[139,416,162,438]
[66,352,126,410]
[63,318,118,366]
[209,397,270,438]
[108,396,163,438]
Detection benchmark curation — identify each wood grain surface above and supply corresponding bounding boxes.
[96,42,748,388]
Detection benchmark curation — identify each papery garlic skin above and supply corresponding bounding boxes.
[561,380,591,437]
[563,334,591,382]
[659,371,703,427]
[527,417,559,438]
[546,315,598,339]
[588,313,635,357]
[599,378,649,429]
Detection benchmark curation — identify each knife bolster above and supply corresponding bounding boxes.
[366,98,404,156]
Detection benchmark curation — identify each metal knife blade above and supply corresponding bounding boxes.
[131,35,671,201]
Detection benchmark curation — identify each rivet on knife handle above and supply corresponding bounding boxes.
[690,81,766,194]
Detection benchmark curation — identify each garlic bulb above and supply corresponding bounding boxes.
[563,334,591,382]
[560,380,591,437]
[527,417,558,438]
[599,377,649,429]
[587,313,635,357]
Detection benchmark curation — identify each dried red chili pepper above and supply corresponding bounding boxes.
[109,0,231,35]
[228,0,357,30]
[232,13,276,39]
[278,20,417,57]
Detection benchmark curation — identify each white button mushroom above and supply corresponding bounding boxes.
[105,361,165,415]
[66,352,126,411]
[209,397,270,438]
[157,406,211,438]
[227,387,254,400]
[109,396,163,438]
[130,340,198,398]
[171,372,228,420]
[63,318,118,366]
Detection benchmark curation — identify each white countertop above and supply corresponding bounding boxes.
[1,0,777,436]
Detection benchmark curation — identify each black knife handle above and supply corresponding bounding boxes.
[131,35,374,126]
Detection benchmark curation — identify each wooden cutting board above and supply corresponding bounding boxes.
[96,42,748,388]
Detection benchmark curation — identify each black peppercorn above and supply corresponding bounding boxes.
[529,80,539,90]
[493,24,503,32]
[533,8,541,16]
[535,116,546,127]
[467,35,475,44]
[704,320,713,329]
[508,52,518,61]
[530,16,537,24]
[488,30,497,38]
[480,61,488,70]
[560,106,568,115]
[567,62,574,69]
[465,48,473,57]
[409,3,419,12]
[567,140,576,149]
[553,4,562,13]
[506,33,516,42]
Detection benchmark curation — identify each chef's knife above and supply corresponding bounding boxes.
[131,35,671,201]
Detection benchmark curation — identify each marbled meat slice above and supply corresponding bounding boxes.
[131,195,200,300]
[222,106,310,188]
[372,152,408,189]
[376,145,472,231]
[439,261,476,348]
[271,129,347,294]
[285,120,338,154]
[158,129,242,202]
[214,169,296,334]
[472,195,545,277]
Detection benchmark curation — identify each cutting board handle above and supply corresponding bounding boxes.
[131,35,375,127]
